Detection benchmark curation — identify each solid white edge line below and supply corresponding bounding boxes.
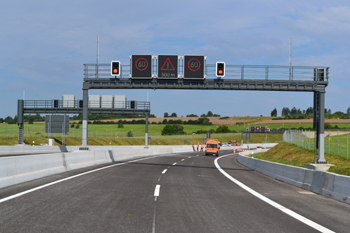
[154,185,161,197]
[162,169,167,174]
[214,154,335,233]
[0,155,159,204]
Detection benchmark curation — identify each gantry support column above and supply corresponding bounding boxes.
[145,113,149,148]
[317,91,326,163]
[80,84,89,150]
[17,99,24,145]
[314,90,326,164]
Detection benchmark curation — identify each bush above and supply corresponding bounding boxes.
[197,117,212,125]
[194,129,215,134]
[161,124,186,135]
[172,124,186,134]
[215,125,230,133]
[161,125,175,135]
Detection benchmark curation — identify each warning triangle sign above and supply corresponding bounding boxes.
[161,58,175,71]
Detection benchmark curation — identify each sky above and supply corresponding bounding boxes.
[1,0,349,119]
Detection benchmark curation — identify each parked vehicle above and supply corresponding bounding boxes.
[229,140,240,146]
[205,139,220,156]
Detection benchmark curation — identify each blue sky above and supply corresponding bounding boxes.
[1,0,349,118]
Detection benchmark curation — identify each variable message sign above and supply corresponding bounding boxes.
[131,55,152,79]
[183,55,205,79]
[45,115,69,134]
[157,55,178,79]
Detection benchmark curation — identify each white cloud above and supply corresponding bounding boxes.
[0,0,350,118]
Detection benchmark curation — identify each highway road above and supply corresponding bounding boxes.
[0,150,349,232]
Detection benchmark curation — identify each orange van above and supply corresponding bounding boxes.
[205,139,220,156]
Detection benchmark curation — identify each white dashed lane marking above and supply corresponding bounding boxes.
[154,185,161,197]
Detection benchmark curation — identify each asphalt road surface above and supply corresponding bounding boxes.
[1,150,349,233]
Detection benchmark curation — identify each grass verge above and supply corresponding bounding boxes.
[252,142,350,176]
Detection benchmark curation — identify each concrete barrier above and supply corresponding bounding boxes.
[237,151,350,204]
[0,145,193,189]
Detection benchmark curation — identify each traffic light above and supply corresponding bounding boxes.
[79,100,83,108]
[111,61,120,76]
[130,100,135,109]
[216,62,225,77]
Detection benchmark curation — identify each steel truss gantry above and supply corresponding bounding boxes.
[17,99,150,146]
[81,63,328,163]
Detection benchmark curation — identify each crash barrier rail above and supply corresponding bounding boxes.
[237,151,350,204]
[0,145,192,189]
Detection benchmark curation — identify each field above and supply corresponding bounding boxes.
[1,133,282,147]
[0,117,349,149]
[0,122,284,146]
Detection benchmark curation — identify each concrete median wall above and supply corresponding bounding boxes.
[0,145,192,189]
[237,151,350,204]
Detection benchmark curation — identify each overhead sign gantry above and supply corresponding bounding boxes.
[82,54,329,164]
[16,99,150,145]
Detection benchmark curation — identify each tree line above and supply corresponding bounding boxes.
[161,124,231,135]
[270,107,350,119]
[164,111,220,118]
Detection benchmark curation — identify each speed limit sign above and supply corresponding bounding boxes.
[131,55,152,79]
[183,55,205,79]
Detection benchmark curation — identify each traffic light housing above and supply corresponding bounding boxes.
[216,62,225,77]
[111,61,120,76]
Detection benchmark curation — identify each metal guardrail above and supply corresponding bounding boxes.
[84,63,329,81]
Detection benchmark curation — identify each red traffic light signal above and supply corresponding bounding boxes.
[216,62,225,77]
[111,61,120,76]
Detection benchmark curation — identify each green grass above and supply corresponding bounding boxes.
[0,128,284,146]
[252,142,350,176]
[2,123,350,137]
